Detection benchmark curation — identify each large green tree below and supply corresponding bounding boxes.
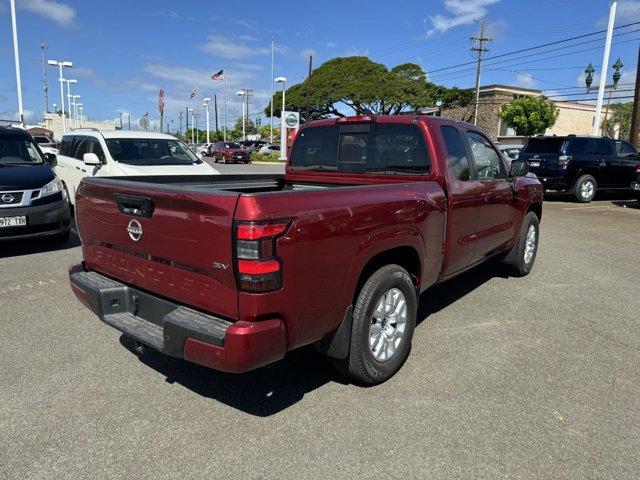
[499,96,559,137]
[603,101,633,141]
[233,117,257,135]
[265,56,472,121]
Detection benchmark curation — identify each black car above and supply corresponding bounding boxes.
[0,127,71,242]
[632,170,640,198]
[519,135,640,202]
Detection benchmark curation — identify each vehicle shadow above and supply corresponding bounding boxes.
[543,190,638,203]
[0,229,80,259]
[417,261,511,326]
[117,261,510,416]
[119,335,345,417]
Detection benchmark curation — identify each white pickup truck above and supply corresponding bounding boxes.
[54,130,219,204]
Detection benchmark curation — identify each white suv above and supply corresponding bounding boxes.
[54,130,219,204]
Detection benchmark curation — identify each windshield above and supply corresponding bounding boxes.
[105,138,201,166]
[224,143,241,149]
[522,138,566,155]
[0,137,45,165]
[290,124,430,174]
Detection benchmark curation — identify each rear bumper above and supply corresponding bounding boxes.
[69,263,286,373]
[0,198,71,241]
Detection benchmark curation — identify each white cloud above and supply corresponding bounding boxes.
[300,48,318,60]
[598,1,640,27]
[200,36,288,60]
[426,0,501,35]
[17,0,75,27]
[515,72,536,89]
[319,41,338,48]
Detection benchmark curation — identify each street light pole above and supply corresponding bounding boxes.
[48,59,73,134]
[78,106,83,127]
[76,103,83,127]
[236,90,247,140]
[40,43,49,115]
[275,77,287,160]
[188,108,194,144]
[9,0,24,127]
[64,79,77,129]
[594,0,618,136]
[203,98,211,144]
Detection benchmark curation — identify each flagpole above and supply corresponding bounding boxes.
[270,36,274,143]
[223,68,227,141]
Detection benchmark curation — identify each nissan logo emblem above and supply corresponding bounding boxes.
[1,194,15,204]
[127,219,143,242]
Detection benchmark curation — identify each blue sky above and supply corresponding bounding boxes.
[1,0,640,130]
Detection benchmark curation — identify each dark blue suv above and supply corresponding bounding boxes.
[0,126,71,242]
[519,135,640,202]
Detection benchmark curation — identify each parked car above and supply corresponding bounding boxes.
[32,134,59,156]
[497,144,524,164]
[69,115,542,385]
[54,130,220,204]
[632,168,640,199]
[208,141,251,163]
[519,135,640,202]
[0,126,71,242]
[239,140,265,152]
[195,143,211,156]
[257,144,281,155]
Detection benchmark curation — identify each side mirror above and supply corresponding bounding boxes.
[43,152,57,167]
[83,152,101,166]
[510,160,529,177]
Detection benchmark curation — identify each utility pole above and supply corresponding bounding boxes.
[306,55,313,122]
[119,112,123,129]
[470,19,492,126]
[630,45,640,145]
[179,110,183,136]
[595,0,617,136]
[40,43,49,114]
[214,94,219,132]
[127,114,130,130]
[270,36,275,143]
[10,0,25,128]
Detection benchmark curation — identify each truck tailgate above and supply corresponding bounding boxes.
[75,178,239,320]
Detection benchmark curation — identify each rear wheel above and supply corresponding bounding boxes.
[571,174,597,203]
[333,264,417,385]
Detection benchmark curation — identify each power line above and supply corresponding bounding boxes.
[426,20,640,76]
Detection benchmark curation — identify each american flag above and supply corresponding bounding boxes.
[211,69,224,81]
[190,84,198,98]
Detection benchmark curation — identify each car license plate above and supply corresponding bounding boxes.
[0,216,27,228]
[530,161,540,168]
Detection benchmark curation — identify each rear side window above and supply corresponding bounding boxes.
[567,138,593,155]
[615,140,637,157]
[290,124,429,174]
[594,139,613,156]
[441,126,471,181]
[88,138,105,162]
[522,138,565,154]
[60,136,73,156]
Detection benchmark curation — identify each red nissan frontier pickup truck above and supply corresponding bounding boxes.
[69,115,543,384]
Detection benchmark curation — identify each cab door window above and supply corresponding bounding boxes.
[72,137,89,161]
[614,140,638,158]
[88,138,106,163]
[441,125,473,181]
[465,131,506,179]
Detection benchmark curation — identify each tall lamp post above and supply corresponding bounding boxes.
[188,108,194,144]
[275,77,287,160]
[78,105,84,127]
[585,58,623,135]
[203,97,211,144]
[48,59,73,133]
[594,0,618,136]
[64,79,78,128]
[75,102,83,127]
[71,94,81,128]
[236,90,247,140]
[9,0,24,127]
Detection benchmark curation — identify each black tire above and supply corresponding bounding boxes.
[504,211,540,277]
[334,264,417,385]
[571,174,597,203]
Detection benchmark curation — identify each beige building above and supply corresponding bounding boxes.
[440,84,610,143]
[42,112,118,140]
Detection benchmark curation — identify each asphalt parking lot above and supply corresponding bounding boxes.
[1,172,639,479]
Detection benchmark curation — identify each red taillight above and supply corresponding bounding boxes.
[237,222,288,240]
[237,259,280,275]
[234,220,290,293]
[336,115,375,124]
